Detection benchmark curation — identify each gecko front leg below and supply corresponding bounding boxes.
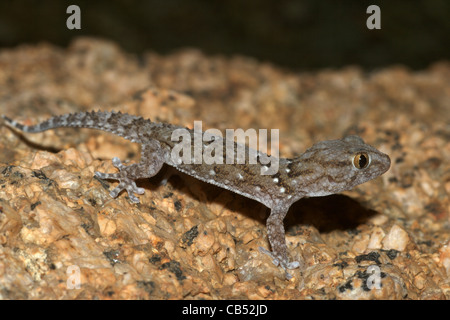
[95,139,168,203]
[259,206,301,279]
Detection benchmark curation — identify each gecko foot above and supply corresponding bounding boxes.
[95,157,145,203]
[258,246,300,280]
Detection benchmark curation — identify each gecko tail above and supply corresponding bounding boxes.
[2,111,147,143]
[2,115,35,132]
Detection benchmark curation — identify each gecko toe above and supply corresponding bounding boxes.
[125,181,144,203]
[286,261,300,269]
[130,181,145,194]
[111,157,125,169]
[258,246,280,266]
[127,192,141,203]
[95,171,120,180]
[109,183,124,198]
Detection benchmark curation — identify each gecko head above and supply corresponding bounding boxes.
[300,135,391,196]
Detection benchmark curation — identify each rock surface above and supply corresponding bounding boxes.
[0,38,449,299]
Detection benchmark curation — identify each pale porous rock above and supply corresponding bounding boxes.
[438,242,450,277]
[1,38,449,299]
[367,226,386,250]
[382,224,411,252]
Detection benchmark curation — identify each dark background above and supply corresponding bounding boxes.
[0,0,449,70]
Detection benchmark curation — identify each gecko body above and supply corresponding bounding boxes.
[2,111,391,278]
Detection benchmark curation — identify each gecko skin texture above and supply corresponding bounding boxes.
[2,111,391,279]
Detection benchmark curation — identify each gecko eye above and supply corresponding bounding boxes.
[353,152,370,169]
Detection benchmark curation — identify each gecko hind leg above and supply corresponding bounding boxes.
[261,207,302,279]
[95,140,167,203]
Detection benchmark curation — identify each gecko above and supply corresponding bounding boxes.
[2,111,391,279]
